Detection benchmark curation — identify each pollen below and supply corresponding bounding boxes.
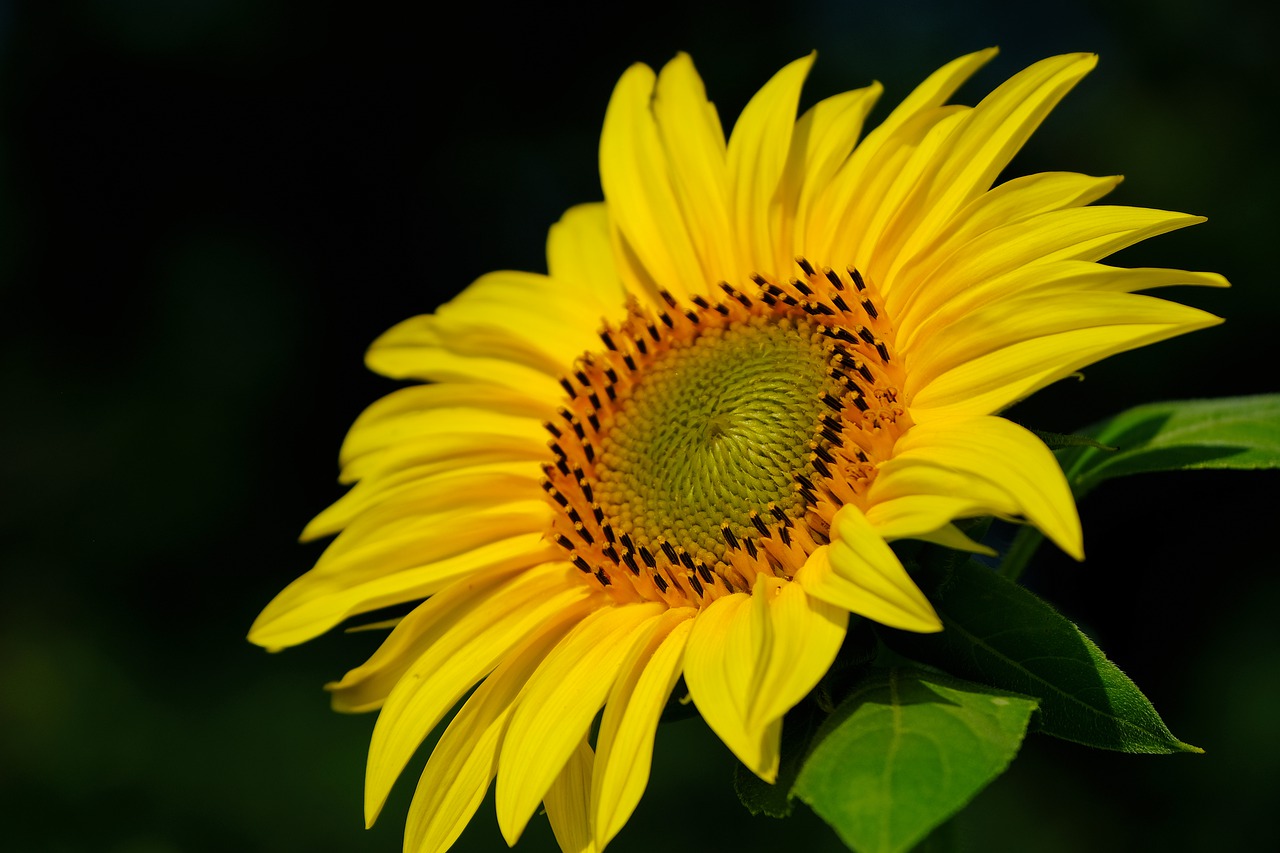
[541,260,911,608]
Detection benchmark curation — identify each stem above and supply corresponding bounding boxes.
[998,525,1044,583]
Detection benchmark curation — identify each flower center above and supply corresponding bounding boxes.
[540,260,911,607]
[594,315,835,566]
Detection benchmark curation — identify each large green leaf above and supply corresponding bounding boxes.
[884,559,1201,755]
[1059,393,1280,497]
[793,667,1036,853]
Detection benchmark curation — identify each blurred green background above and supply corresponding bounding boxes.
[2,1,1277,851]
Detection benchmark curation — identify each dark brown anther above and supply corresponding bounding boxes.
[714,303,730,316]
[659,289,679,308]
[823,267,844,290]
[600,329,618,351]
[647,322,661,342]
[696,562,714,584]
[660,540,679,564]
[769,503,788,522]
[750,511,770,536]
[571,420,586,441]
[813,443,836,464]
[687,573,704,597]
[821,425,842,445]
[587,412,600,432]
[692,295,711,309]
[796,257,817,277]
[678,549,695,571]
[639,545,656,568]
[543,421,562,438]
[592,505,605,525]
[822,393,844,413]
[555,533,575,551]
[831,293,850,313]
[584,443,596,463]
[574,523,594,545]
[721,524,739,549]
[659,311,674,328]
[579,479,593,503]
[876,341,891,362]
[559,377,576,397]
[622,550,641,575]
[588,391,601,410]
[779,526,791,546]
[685,309,700,323]
[605,385,617,401]
[653,573,669,592]
[595,568,612,586]
[602,543,619,563]
[861,298,879,319]
[851,393,870,412]
[634,337,648,355]
[848,267,867,291]
[572,554,592,573]
[620,532,635,553]
[623,353,637,372]
[857,326,877,345]
[744,538,758,558]
[811,455,832,478]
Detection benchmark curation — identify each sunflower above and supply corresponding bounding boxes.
[250,48,1224,852]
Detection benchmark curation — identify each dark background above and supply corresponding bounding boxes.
[2,1,1276,851]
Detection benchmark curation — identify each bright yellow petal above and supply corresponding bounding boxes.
[363,572,604,823]
[901,53,1098,248]
[305,460,543,541]
[591,609,694,850]
[872,415,1083,559]
[796,508,942,633]
[600,62,703,302]
[546,202,627,319]
[496,601,667,846]
[652,54,735,280]
[785,83,883,255]
[808,47,998,266]
[546,738,597,853]
[908,306,1222,420]
[403,605,583,851]
[327,562,588,713]
[250,530,559,653]
[726,53,814,276]
[364,312,564,399]
[684,575,847,781]
[908,291,1223,394]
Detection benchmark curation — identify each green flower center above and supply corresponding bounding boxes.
[594,315,836,564]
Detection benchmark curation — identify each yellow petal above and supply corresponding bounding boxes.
[591,609,694,850]
[726,53,814,276]
[250,530,559,653]
[872,415,1083,559]
[784,84,882,255]
[903,53,1098,246]
[546,737,598,853]
[496,602,667,845]
[547,203,626,319]
[327,562,588,713]
[364,312,564,399]
[809,47,998,267]
[908,305,1222,420]
[362,571,603,822]
[797,508,942,633]
[600,62,703,302]
[908,291,1223,394]
[305,460,543,541]
[887,171,1121,300]
[402,605,583,850]
[652,54,735,280]
[684,576,847,781]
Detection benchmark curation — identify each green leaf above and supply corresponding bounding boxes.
[1060,393,1280,498]
[883,559,1201,755]
[793,667,1036,853]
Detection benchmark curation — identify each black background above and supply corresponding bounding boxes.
[3,1,1277,851]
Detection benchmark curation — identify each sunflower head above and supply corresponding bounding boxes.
[249,47,1224,853]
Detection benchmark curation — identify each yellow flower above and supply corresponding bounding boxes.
[250,49,1224,852]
